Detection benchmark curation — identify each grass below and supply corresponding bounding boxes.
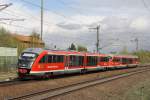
[124,78,150,100]
[0,68,17,81]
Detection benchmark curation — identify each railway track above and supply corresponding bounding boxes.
[0,78,38,87]
[0,65,147,87]
[0,79,18,86]
[8,66,150,100]
[0,65,145,87]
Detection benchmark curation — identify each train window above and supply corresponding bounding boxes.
[100,57,109,62]
[21,52,38,59]
[48,55,53,63]
[48,55,64,63]
[129,59,133,64]
[122,58,130,64]
[87,56,98,66]
[69,55,78,66]
[53,55,57,63]
[113,58,120,62]
[135,58,138,62]
[57,55,64,63]
[39,55,47,63]
[69,55,84,66]
[122,58,126,64]
[79,56,84,66]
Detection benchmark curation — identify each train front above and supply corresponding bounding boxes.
[17,51,38,79]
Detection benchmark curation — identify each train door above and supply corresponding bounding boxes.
[65,55,84,73]
[67,55,83,69]
[65,55,69,70]
[107,55,113,67]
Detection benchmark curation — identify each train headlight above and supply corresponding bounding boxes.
[19,69,27,73]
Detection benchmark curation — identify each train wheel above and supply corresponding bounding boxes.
[49,72,54,79]
[42,74,49,80]
[80,69,87,74]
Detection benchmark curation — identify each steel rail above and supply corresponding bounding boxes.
[0,66,142,87]
[0,64,148,87]
[0,66,136,87]
[0,78,19,86]
[8,66,150,100]
[0,79,39,87]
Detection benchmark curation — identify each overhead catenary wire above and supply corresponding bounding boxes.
[0,18,25,21]
[0,0,103,47]
[4,9,53,26]
[0,22,34,30]
[43,33,97,48]
[0,9,54,33]
[44,39,95,50]
[2,0,87,34]
[44,35,95,43]
[0,11,23,18]
[44,34,117,48]
[20,0,72,20]
[20,0,86,25]
[3,0,88,31]
[57,0,87,25]
[1,0,55,27]
[2,9,85,36]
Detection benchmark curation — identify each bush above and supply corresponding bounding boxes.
[133,50,150,64]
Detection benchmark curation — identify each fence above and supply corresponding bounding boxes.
[0,47,18,72]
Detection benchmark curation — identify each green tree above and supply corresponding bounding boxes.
[132,50,150,64]
[0,27,17,48]
[68,43,76,50]
[30,31,40,48]
[77,45,87,52]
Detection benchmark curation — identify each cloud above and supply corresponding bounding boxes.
[0,0,150,53]
[57,22,82,30]
[130,17,150,31]
[67,0,149,15]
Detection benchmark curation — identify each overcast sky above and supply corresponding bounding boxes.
[0,0,150,53]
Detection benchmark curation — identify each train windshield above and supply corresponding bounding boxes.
[18,52,38,68]
[21,53,38,59]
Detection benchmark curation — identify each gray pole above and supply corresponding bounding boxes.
[131,38,139,52]
[135,38,139,51]
[0,3,12,11]
[89,25,100,53]
[96,25,100,53]
[41,0,43,40]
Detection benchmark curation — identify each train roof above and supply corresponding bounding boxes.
[112,54,138,58]
[22,48,44,54]
[22,48,138,58]
[22,48,86,55]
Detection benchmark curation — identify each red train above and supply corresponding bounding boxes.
[18,48,139,79]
